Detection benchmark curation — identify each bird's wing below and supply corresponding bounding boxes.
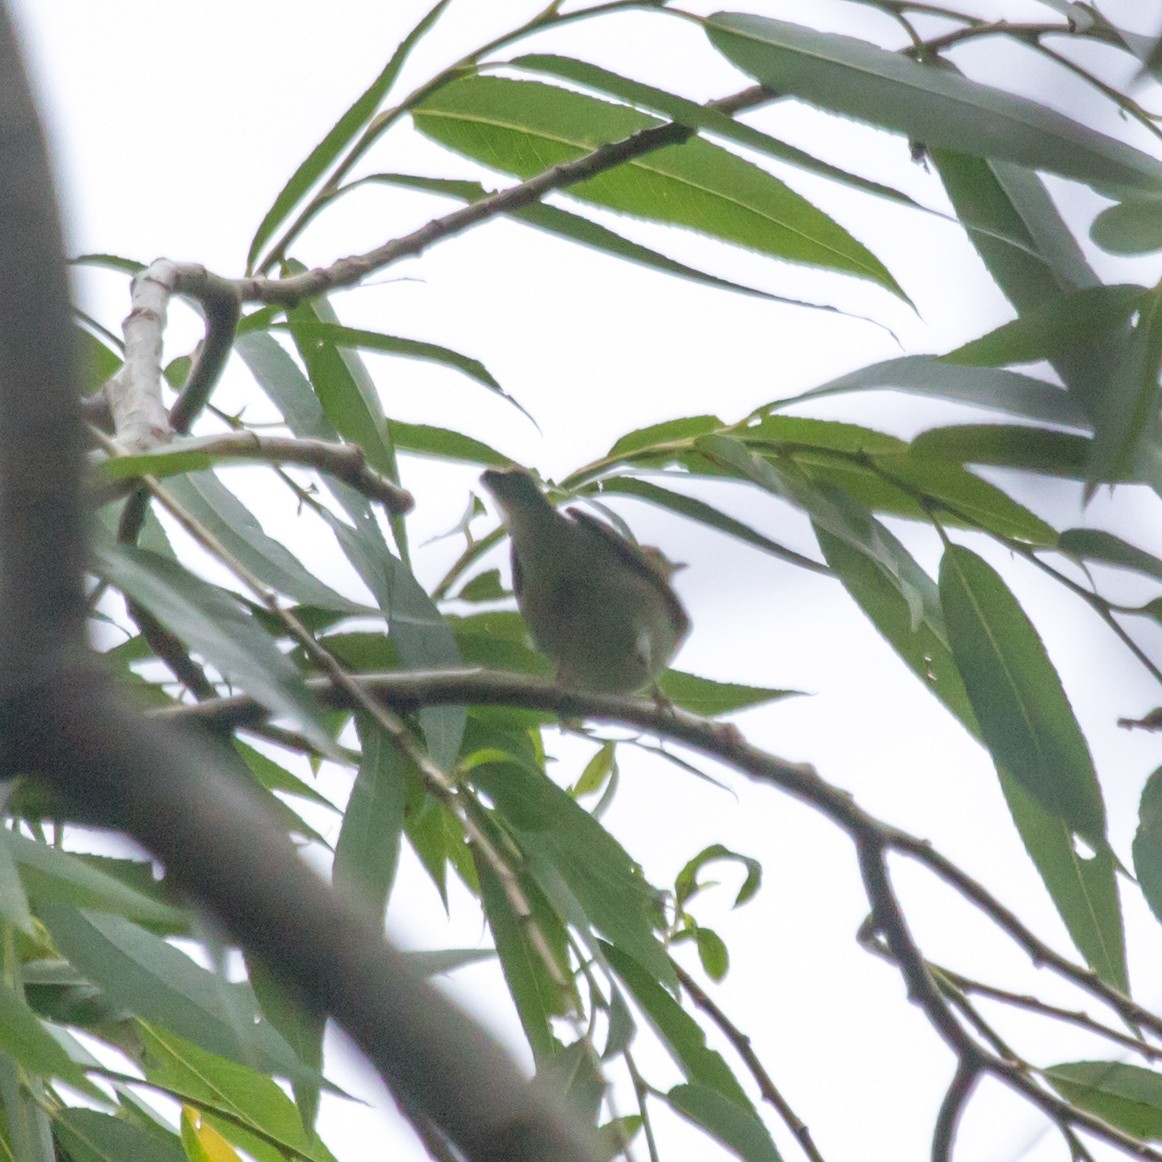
[566,508,690,637]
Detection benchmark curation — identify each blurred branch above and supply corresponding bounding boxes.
[0,7,599,1160]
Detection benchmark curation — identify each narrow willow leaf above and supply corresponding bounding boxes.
[657,671,801,716]
[777,355,1088,430]
[8,833,183,927]
[39,907,316,1085]
[591,476,827,573]
[237,334,465,767]
[272,320,532,424]
[1133,767,1162,928]
[0,1055,55,1162]
[947,285,1143,369]
[705,13,1162,194]
[911,425,1092,478]
[0,979,93,1091]
[602,943,751,1108]
[163,471,372,614]
[362,173,799,303]
[665,1083,783,1162]
[390,420,511,467]
[142,1026,338,1162]
[94,543,335,756]
[1086,285,1162,490]
[472,757,672,987]
[1059,528,1162,581]
[181,1110,241,1162]
[243,957,323,1133]
[412,76,905,295]
[248,0,454,272]
[939,545,1105,847]
[510,52,923,210]
[53,1110,185,1162]
[931,150,1119,425]
[1047,1061,1162,1138]
[819,524,1126,987]
[0,830,34,936]
[476,855,567,1064]
[333,716,408,933]
[286,301,397,482]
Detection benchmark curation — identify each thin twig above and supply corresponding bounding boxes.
[674,961,826,1162]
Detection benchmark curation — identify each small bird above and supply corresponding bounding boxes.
[480,467,689,695]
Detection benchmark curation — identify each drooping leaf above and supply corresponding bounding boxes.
[145,1026,337,1162]
[778,355,1088,430]
[412,76,905,296]
[939,545,1106,848]
[39,906,317,1085]
[94,543,335,756]
[333,715,408,932]
[705,13,1162,194]
[248,0,454,271]
[1047,1061,1162,1139]
[911,425,1092,478]
[602,943,751,1108]
[53,1110,185,1162]
[675,844,762,911]
[665,1083,783,1162]
[820,524,1125,987]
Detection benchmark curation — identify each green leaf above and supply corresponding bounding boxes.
[819,524,1125,986]
[38,907,316,1085]
[0,830,34,937]
[472,758,672,988]
[1133,767,1162,928]
[779,355,1088,429]
[939,545,1105,847]
[1059,528,1162,581]
[911,425,1092,478]
[665,1083,783,1162]
[162,471,372,614]
[608,416,725,459]
[475,851,568,1064]
[658,671,800,716]
[412,76,904,296]
[948,284,1143,369]
[573,742,616,798]
[94,543,335,756]
[286,300,397,481]
[593,476,828,573]
[1086,284,1162,490]
[362,174,796,304]
[8,833,183,927]
[1046,1061,1162,1139]
[53,1110,185,1162]
[390,420,511,467]
[248,0,453,271]
[675,844,761,910]
[693,927,729,981]
[1092,198,1162,256]
[602,943,751,1108]
[0,979,93,1090]
[455,568,508,603]
[932,151,1100,307]
[509,52,923,211]
[0,1055,55,1162]
[237,334,466,767]
[141,1025,338,1162]
[272,320,531,424]
[705,14,1162,195]
[333,716,408,932]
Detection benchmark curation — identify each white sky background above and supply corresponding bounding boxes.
[10,1,1162,1160]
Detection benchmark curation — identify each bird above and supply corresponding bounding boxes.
[480,466,689,695]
